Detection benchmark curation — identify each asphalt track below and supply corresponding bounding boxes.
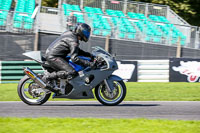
[0,101,200,120]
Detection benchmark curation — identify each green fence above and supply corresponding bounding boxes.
[0,61,43,83]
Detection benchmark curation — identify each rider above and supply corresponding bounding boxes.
[43,23,96,93]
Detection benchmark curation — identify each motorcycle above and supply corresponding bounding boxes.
[17,46,126,106]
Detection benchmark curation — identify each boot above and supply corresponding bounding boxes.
[57,70,78,80]
[42,73,61,95]
[42,72,57,81]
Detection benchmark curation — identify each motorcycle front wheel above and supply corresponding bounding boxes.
[95,80,126,106]
[17,75,51,105]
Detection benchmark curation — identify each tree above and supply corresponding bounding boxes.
[134,0,200,26]
[188,0,200,26]
[42,0,58,7]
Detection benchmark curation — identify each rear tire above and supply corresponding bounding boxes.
[17,75,51,105]
[95,80,126,106]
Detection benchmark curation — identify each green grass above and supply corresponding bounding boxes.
[0,83,200,133]
[0,117,199,133]
[125,82,200,101]
[0,82,200,101]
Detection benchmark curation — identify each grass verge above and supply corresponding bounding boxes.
[0,82,200,101]
[125,82,200,101]
[0,117,200,133]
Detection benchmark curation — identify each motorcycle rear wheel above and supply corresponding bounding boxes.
[95,80,126,106]
[17,75,51,105]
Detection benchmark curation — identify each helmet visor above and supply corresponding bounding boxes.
[82,29,90,40]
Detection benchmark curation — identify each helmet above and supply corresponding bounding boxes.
[74,23,91,42]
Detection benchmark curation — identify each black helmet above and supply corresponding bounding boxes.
[74,23,91,42]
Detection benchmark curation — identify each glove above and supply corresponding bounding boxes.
[94,56,104,66]
[90,55,96,62]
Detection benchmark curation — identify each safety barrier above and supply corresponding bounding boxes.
[0,60,170,83]
[137,60,169,82]
[0,61,43,83]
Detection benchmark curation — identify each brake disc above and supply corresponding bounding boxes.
[101,83,119,100]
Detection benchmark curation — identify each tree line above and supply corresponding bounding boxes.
[135,0,200,26]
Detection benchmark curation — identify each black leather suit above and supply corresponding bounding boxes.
[45,31,93,74]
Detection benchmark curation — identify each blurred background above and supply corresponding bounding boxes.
[0,0,200,61]
[0,0,200,83]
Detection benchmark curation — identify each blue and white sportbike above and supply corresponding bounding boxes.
[17,46,126,106]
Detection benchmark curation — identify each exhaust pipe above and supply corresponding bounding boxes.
[24,67,46,88]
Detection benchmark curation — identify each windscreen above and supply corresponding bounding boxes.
[92,46,111,57]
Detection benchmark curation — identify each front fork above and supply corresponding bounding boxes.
[104,79,112,93]
[104,79,114,98]
[103,75,123,98]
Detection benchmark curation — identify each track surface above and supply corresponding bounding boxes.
[0,101,200,120]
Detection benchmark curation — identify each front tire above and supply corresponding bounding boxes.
[17,75,51,105]
[95,80,126,106]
